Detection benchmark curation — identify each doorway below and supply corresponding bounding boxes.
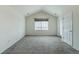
[62,12,73,46]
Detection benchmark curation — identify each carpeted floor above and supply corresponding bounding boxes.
[2,36,79,54]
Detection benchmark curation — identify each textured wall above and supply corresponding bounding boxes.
[0,6,25,53]
[25,11,57,35]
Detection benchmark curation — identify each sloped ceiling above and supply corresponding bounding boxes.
[11,5,77,17]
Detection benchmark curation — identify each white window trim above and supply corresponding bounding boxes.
[35,21,48,31]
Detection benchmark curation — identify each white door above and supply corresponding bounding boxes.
[62,12,73,46]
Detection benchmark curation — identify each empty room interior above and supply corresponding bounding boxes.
[0,5,79,54]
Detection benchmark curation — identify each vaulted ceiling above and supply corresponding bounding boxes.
[11,5,78,17]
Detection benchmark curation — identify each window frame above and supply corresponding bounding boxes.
[34,18,48,31]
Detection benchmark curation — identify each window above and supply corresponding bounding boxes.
[35,18,48,30]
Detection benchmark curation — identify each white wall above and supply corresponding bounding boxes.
[25,11,57,35]
[57,16,62,36]
[61,6,79,51]
[0,6,25,53]
[73,8,79,50]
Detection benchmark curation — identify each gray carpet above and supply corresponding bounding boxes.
[2,36,79,54]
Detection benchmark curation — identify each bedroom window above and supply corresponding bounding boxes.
[35,18,48,30]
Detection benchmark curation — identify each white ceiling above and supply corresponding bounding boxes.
[11,5,78,17]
